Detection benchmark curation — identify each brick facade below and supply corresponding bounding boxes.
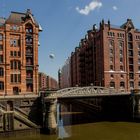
[0,9,42,95]
[60,19,140,92]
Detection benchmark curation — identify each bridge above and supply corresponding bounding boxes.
[45,86,131,100]
[41,86,140,134]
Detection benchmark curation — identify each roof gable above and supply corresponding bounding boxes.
[5,9,39,27]
[120,19,135,30]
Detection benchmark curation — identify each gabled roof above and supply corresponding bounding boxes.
[5,9,39,27]
[120,19,135,29]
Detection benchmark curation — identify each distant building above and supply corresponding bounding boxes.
[38,72,47,91]
[61,19,140,92]
[60,58,71,88]
[46,76,58,90]
[0,9,42,95]
[58,69,62,89]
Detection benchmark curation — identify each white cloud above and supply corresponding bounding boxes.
[76,1,102,15]
[113,6,118,11]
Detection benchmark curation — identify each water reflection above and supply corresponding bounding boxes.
[2,100,140,140]
[57,103,71,139]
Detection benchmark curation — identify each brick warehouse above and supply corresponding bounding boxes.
[0,9,42,95]
[60,19,140,92]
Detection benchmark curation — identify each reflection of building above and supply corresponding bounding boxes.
[0,9,42,95]
[61,19,140,92]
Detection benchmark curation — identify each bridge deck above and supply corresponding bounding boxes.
[44,86,135,100]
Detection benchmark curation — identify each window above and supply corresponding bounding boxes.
[129,50,133,56]
[0,45,3,51]
[119,42,123,49]
[139,66,140,71]
[138,58,140,64]
[109,40,114,47]
[120,82,125,88]
[110,48,113,55]
[110,81,115,88]
[129,65,133,72]
[129,58,133,64]
[26,37,33,44]
[110,74,114,79]
[10,61,21,70]
[0,34,3,41]
[120,65,123,71]
[110,65,113,70]
[10,51,13,56]
[129,73,134,79]
[0,81,4,90]
[110,57,113,63]
[138,51,140,57]
[138,44,140,50]
[128,33,132,41]
[0,68,4,77]
[128,43,133,49]
[14,51,17,57]
[120,50,123,56]
[120,57,123,63]
[0,55,3,63]
[11,74,21,83]
[121,74,124,79]
[18,51,20,57]
[130,81,134,88]
[18,61,21,70]
[138,82,140,87]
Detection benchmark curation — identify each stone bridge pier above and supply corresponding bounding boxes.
[43,99,57,134]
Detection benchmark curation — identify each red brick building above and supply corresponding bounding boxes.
[46,76,58,90]
[38,72,58,91]
[60,19,140,92]
[0,9,42,95]
[38,72,47,91]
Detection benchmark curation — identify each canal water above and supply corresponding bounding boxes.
[3,122,140,140]
[3,101,140,140]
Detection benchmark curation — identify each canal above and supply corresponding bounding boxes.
[3,99,140,140]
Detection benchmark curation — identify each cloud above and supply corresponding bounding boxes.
[76,1,102,15]
[112,6,118,11]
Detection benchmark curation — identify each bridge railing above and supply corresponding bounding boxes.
[45,86,130,99]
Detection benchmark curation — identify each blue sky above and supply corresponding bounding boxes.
[1,0,140,80]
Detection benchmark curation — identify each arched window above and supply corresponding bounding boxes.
[0,81,4,90]
[0,67,4,76]
[128,33,132,41]
[110,81,115,88]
